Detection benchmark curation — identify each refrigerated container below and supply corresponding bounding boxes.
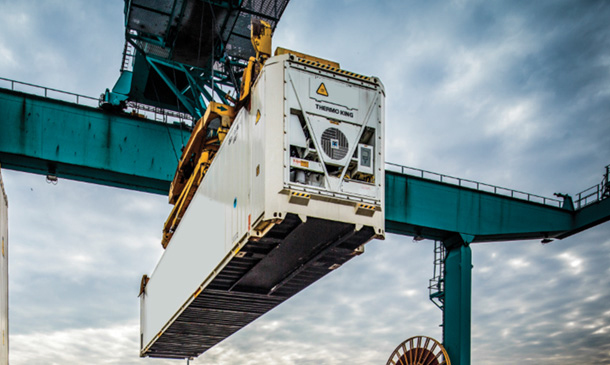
[140,53,385,359]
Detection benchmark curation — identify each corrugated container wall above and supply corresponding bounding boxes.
[0,169,8,364]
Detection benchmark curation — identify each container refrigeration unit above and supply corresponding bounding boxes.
[140,53,385,359]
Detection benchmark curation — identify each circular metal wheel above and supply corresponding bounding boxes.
[386,336,450,365]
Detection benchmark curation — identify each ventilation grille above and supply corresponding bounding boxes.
[320,127,349,160]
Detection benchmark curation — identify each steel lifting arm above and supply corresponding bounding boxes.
[239,19,273,105]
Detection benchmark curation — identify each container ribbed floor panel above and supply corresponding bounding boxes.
[144,214,374,358]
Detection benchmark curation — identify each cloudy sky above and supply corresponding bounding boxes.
[1,0,610,364]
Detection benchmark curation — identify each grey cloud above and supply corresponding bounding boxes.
[296,0,610,195]
[4,170,169,335]
[0,0,124,96]
[2,0,610,364]
[10,321,177,365]
[471,227,610,364]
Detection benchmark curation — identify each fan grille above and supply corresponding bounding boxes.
[320,127,349,160]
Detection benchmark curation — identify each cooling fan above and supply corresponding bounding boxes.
[386,336,450,365]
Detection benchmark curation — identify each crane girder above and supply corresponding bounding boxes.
[2,86,608,241]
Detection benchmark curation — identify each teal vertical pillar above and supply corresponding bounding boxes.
[443,235,473,365]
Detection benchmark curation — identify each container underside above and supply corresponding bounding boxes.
[144,213,375,359]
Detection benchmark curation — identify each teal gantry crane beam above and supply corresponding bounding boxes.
[0,85,185,194]
[1,83,609,364]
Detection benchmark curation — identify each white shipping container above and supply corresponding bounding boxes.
[140,54,385,359]
[0,168,7,365]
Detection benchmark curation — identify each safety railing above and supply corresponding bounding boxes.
[0,77,193,126]
[385,162,564,208]
[574,164,610,209]
[0,76,98,107]
[120,31,138,73]
[125,101,194,126]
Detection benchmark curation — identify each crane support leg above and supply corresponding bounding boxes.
[443,234,474,365]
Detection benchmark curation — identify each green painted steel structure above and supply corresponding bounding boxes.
[103,0,291,117]
[1,87,609,364]
[444,243,472,365]
[384,169,610,242]
[386,171,572,241]
[0,87,186,194]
